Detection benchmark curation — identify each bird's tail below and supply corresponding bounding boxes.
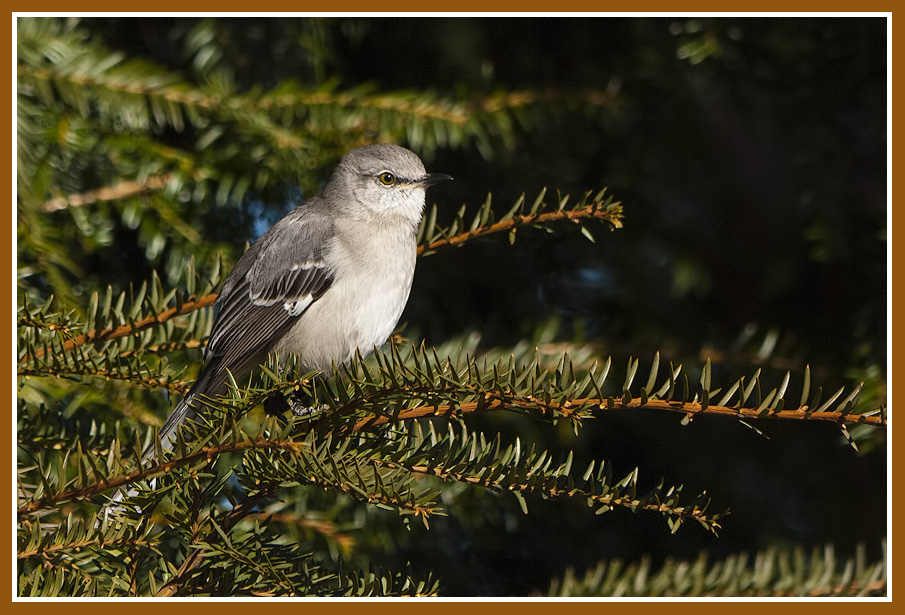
[97,367,219,527]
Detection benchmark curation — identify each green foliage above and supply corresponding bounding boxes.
[16,16,619,310]
[545,543,887,597]
[17,16,886,597]
[17,304,884,595]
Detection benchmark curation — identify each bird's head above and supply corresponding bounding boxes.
[326,144,453,225]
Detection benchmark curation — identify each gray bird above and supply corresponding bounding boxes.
[104,144,451,518]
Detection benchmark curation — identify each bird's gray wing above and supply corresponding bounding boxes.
[205,205,336,382]
[144,206,335,460]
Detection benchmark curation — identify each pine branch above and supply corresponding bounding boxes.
[544,543,887,597]
[17,63,210,108]
[17,342,879,593]
[156,487,272,597]
[18,364,188,394]
[18,494,436,596]
[117,339,206,359]
[20,62,468,140]
[18,42,315,163]
[40,173,173,213]
[17,511,165,596]
[417,187,623,255]
[351,394,886,432]
[24,292,218,361]
[478,87,616,112]
[421,200,622,253]
[257,85,616,126]
[376,458,718,533]
[245,511,356,553]
[316,346,885,446]
[17,312,75,334]
[258,86,473,126]
[17,439,308,517]
[148,434,441,596]
[538,336,836,380]
[291,412,723,532]
[18,535,158,561]
[22,45,611,163]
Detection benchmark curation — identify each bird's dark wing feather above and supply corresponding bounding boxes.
[125,206,336,508]
[204,205,335,385]
[144,206,334,464]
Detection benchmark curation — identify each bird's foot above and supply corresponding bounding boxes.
[289,401,330,417]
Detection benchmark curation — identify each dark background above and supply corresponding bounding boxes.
[31,17,889,595]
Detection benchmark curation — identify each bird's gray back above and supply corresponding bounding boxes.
[205,202,336,384]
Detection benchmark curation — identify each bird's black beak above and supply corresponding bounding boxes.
[419,172,454,188]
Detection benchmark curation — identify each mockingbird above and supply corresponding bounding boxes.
[104,144,451,518]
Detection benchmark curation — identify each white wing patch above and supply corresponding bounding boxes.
[289,260,325,272]
[284,295,314,317]
[248,260,327,307]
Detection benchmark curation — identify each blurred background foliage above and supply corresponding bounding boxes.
[17,16,886,596]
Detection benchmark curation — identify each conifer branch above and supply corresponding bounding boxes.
[117,339,206,358]
[17,64,214,109]
[26,292,218,360]
[246,512,356,553]
[17,439,308,517]
[478,88,615,112]
[17,312,75,334]
[156,487,273,598]
[351,395,886,432]
[18,365,189,394]
[258,88,473,125]
[17,536,157,560]
[545,543,887,597]
[20,50,614,135]
[256,87,615,126]
[40,173,173,213]
[421,201,622,253]
[380,459,715,530]
[329,346,885,439]
[417,188,623,255]
[18,63,310,152]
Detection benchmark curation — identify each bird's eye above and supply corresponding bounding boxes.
[378,172,396,186]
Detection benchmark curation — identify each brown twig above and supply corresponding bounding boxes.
[18,365,190,394]
[16,439,307,518]
[118,339,206,358]
[27,292,218,361]
[377,459,715,529]
[352,396,886,432]
[246,513,355,553]
[478,88,614,112]
[257,88,614,124]
[41,174,173,213]
[17,537,157,560]
[421,203,622,253]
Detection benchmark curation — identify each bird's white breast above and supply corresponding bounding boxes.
[272,217,418,373]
